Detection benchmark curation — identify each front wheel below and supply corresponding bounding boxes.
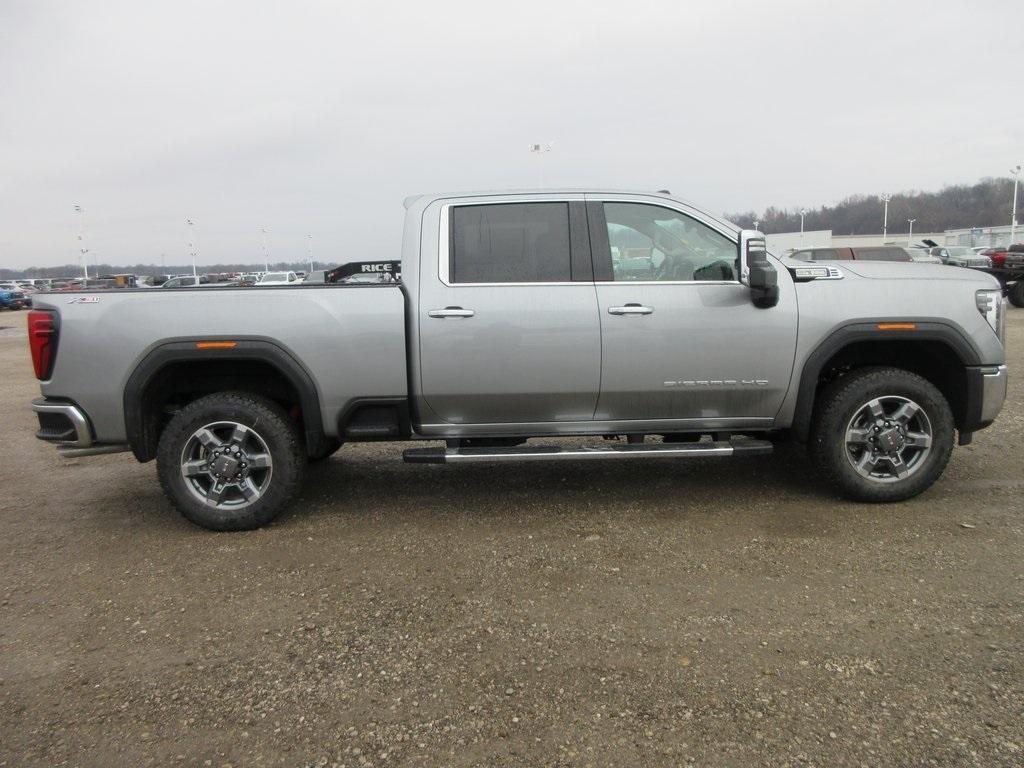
[157,392,306,530]
[809,367,954,503]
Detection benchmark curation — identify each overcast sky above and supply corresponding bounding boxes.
[1,0,1020,270]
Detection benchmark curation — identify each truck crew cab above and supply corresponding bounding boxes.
[28,190,1008,530]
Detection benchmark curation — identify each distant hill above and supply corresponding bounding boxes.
[726,177,1018,236]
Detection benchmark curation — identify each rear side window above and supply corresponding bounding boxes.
[450,203,571,283]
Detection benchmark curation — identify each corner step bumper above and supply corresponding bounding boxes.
[403,439,772,464]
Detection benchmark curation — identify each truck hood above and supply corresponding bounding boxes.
[782,258,1001,289]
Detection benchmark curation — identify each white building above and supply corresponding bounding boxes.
[944,224,1021,249]
[765,229,832,254]
[767,223,1021,254]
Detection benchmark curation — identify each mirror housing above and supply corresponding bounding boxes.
[738,229,779,309]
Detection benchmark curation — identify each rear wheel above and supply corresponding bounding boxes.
[1007,281,1024,308]
[157,392,305,530]
[809,367,954,503]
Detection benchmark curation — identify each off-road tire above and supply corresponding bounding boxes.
[809,367,954,503]
[157,392,305,531]
[1007,281,1024,308]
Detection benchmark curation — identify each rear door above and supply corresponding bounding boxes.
[417,197,602,425]
[588,196,798,426]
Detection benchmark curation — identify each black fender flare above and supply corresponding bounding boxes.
[791,320,981,442]
[124,339,324,461]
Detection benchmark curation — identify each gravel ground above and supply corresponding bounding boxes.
[0,308,1022,767]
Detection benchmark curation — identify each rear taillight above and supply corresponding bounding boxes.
[27,310,57,380]
[991,251,1007,268]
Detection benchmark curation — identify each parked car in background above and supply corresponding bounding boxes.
[258,271,300,285]
[12,278,51,289]
[978,247,1013,269]
[788,246,911,262]
[929,246,992,268]
[0,288,31,310]
[904,247,943,264]
[161,275,203,289]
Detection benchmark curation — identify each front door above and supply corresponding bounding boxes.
[589,198,797,426]
[418,199,601,425]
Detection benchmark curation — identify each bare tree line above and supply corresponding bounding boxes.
[726,177,1017,236]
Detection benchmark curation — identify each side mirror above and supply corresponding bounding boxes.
[738,229,779,309]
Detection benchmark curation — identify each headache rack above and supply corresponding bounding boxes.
[325,260,402,284]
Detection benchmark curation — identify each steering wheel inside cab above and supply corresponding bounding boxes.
[651,231,695,280]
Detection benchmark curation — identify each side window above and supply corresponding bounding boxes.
[790,250,813,262]
[603,203,736,282]
[450,203,571,283]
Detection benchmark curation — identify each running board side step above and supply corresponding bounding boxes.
[403,439,773,464]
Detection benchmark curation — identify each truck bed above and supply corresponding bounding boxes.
[33,284,408,443]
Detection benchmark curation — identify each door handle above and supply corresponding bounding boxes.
[428,307,475,318]
[608,304,654,315]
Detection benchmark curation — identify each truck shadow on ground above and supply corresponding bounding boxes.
[88,441,935,535]
[286,442,841,526]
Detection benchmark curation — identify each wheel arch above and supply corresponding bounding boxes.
[792,321,981,442]
[124,340,325,462]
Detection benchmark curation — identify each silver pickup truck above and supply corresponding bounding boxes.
[28,190,1008,530]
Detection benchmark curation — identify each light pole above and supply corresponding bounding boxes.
[73,204,89,281]
[261,228,270,272]
[529,142,552,187]
[907,218,916,246]
[799,208,806,235]
[186,218,197,277]
[307,235,314,273]
[1011,165,1021,245]
[753,219,760,231]
[880,193,892,239]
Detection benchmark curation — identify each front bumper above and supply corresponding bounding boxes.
[959,365,1007,443]
[978,365,1008,424]
[31,398,129,457]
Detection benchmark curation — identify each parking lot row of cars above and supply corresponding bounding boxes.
[5,243,1024,308]
[0,270,315,298]
[788,243,1015,267]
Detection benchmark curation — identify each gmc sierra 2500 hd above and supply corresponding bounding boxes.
[29,190,1008,530]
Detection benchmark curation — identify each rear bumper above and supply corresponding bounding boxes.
[959,365,1007,442]
[31,398,129,457]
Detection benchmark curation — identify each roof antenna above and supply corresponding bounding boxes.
[657,189,671,194]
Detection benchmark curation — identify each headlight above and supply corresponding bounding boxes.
[976,289,1005,341]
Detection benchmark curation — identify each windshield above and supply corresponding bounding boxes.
[262,273,289,281]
